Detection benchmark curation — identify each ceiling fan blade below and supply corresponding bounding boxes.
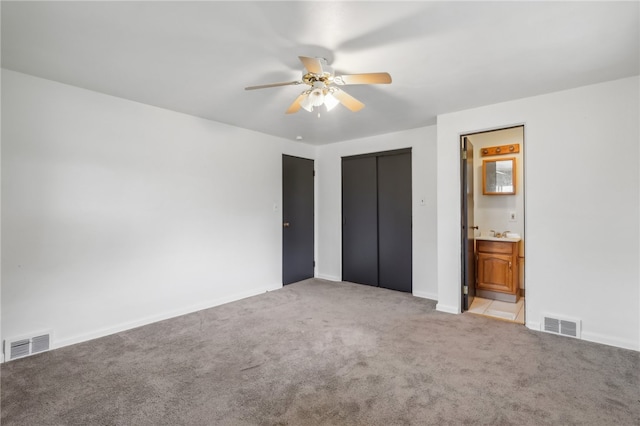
[332,89,365,112]
[336,73,392,85]
[299,56,323,74]
[285,93,307,114]
[245,81,301,90]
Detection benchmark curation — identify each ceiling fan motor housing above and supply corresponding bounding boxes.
[302,72,332,87]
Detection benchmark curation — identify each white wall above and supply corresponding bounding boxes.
[1,70,315,351]
[437,76,639,350]
[4,69,637,354]
[315,126,439,300]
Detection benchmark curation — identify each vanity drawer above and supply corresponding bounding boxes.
[477,240,515,254]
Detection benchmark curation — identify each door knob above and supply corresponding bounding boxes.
[283,222,290,228]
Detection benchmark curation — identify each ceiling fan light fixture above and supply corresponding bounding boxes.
[324,92,340,111]
[300,91,315,112]
[310,88,325,107]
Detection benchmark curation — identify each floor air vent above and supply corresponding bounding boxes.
[4,332,52,361]
[542,315,580,339]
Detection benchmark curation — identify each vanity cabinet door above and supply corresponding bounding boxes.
[477,252,514,293]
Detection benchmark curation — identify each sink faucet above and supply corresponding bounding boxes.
[502,231,510,237]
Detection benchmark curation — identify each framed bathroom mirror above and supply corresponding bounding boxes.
[483,157,516,195]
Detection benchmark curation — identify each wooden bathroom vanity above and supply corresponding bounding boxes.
[475,237,521,303]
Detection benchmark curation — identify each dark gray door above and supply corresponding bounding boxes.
[342,156,378,286]
[342,149,412,293]
[461,137,476,310]
[282,155,314,285]
[378,152,412,292]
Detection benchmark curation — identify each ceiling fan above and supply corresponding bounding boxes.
[244,56,392,114]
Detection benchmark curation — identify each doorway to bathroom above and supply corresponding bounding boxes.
[461,125,525,324]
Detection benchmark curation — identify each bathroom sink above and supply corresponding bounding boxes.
[475,235,521,242]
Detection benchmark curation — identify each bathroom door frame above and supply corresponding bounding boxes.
[461,136,476,311]
[459,125,526,321]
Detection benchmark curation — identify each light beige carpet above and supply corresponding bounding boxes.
[2,279,639,425]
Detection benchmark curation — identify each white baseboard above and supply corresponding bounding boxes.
[526,321,541,332]
[413,290,438,301]
[580,331,639,351]
[436,303,460,314]
[53,283,283,351]
[316,274,341,282]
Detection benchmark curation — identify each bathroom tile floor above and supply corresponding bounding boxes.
[468,297,525,324]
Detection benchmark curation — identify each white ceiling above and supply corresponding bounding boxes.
[2,1,638,145]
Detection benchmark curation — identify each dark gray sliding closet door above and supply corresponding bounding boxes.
[377,152,412,293]
[342,149,412,293]
[342,156,378,286]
